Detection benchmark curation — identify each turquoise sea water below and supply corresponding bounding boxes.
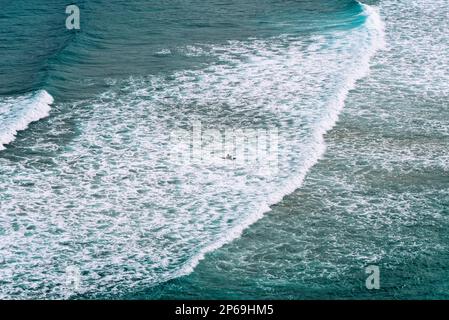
[0,0,448,299]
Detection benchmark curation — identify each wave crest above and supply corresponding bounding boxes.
[0,90,53,150]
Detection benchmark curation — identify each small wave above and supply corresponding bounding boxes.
[0,90,53,150]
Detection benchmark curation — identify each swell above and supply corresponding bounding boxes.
[168,3,386,283]
[0,0,80,150]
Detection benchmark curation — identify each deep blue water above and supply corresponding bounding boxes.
[0,0,448,299]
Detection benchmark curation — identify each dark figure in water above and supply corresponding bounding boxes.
[222,154,236,160]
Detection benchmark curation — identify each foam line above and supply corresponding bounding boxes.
[171,2,386,281]
[0,90,53,150]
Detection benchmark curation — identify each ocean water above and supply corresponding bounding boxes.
[0,0,447,299]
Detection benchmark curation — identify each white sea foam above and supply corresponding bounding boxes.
[173,3,386,279]
[0,4,386,298]
[0,90,53,150]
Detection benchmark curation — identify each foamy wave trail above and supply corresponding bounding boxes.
[0,3,384,299]
[174,3,386,279]
[0,90,53,150]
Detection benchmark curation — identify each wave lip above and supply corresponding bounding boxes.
[0,90,53,150]
[172,2,386,281]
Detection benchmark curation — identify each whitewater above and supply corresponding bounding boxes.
[0,3,384,298]
[0,90,53,150]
